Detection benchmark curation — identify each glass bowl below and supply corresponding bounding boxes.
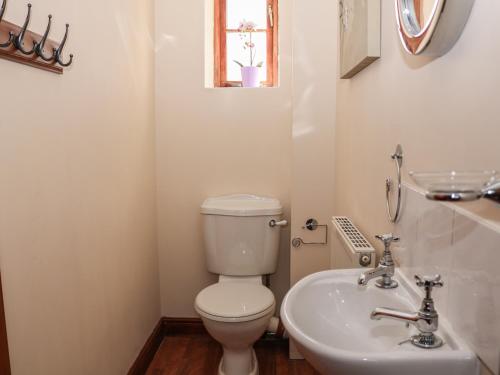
[409,171,499,201]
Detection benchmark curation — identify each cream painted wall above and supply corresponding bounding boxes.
[288,0,338,360]
[335,0,500,243]
[155,0,292,317]
[335,2,499,372]
[0,0,159,374]
[290,0,337,286]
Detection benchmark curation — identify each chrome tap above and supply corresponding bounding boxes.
[371,274,444,349]
[358,234,399,289]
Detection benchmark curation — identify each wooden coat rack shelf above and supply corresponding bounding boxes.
[0,1,73,74]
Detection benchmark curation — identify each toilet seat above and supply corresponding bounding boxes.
[195,282,275,323]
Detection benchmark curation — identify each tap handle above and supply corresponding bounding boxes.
[375,233,400,248]
[415,274,444,296]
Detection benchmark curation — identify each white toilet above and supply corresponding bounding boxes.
[195,194,284,375]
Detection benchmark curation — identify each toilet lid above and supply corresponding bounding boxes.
[195,283,275,320]
[201,194,282,216]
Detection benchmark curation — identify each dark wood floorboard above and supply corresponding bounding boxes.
[146,334,319,375]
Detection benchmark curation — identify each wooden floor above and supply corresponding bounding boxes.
[146,334,319,375]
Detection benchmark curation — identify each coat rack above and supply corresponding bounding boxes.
[0,0,73,74]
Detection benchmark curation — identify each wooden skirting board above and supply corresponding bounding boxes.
[127,319,165,375]
[128,317,285,375]
[163,317,208,336]
[128,317,207,375]
[0,271,10,375]
[0,312,280,375]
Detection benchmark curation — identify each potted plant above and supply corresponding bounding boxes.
[234,20,263,88]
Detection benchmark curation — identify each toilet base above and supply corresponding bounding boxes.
[218,349,259,375]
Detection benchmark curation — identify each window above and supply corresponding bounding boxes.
[214,0,278,87]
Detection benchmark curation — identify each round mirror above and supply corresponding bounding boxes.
[395,0,475,56]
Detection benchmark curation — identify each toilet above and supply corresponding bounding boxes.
[195,194,284,375]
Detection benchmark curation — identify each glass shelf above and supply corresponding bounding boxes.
[409,171,499,202]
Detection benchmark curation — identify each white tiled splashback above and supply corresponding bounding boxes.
[394,184,500,375]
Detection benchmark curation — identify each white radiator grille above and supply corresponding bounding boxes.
[332,217,375,253]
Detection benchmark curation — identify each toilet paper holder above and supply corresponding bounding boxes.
[292,218,328,248]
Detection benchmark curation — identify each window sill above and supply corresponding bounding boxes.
[207,82,279,89]
[204,86,280,90]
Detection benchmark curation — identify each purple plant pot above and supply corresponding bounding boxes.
[241,66,260,88]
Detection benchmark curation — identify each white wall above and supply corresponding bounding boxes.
[288,0,338,360]
[335,1,500,238]
[290,0,337,284]
[396,185,499,375]
[155,0,293,317]
[334,1,500,374]
[0,0,160,374]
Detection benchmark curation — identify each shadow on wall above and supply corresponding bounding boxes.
[400,47,436,69]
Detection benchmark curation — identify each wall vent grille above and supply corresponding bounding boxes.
[332,216,375,253]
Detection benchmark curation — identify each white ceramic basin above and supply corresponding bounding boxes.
[281,269,479,375]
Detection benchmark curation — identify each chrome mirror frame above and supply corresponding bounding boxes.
[395,0,475,56]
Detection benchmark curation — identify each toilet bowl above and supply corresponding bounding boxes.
[196,194,285,375]
[195,277,275,375]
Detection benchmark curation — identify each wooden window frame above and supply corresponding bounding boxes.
[214,0,278,88]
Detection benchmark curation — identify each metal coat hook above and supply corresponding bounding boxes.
[13,3,35,55]
[0,0,13,48]
[34,14,54,61]
[54,23,73,67]
[0,1,74,73]
[0,0,5,21]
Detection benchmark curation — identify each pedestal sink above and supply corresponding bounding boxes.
[281,269,479,375]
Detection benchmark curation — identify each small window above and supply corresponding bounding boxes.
[214,0,278,88]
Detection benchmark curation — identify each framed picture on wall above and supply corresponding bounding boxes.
[339,0,381,79]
